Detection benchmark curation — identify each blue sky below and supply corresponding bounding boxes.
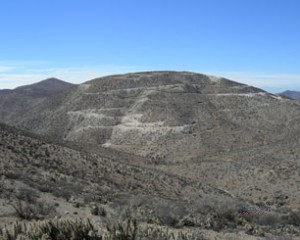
[0,0,300,92]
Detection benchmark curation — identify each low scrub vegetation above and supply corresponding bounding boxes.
[9,199,56,220]
[0,218,205,240]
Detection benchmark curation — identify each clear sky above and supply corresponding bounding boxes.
[1,0,300,92]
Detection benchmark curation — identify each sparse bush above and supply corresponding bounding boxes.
[106,218,138,240]
[0,219,101,240]
[9,199,56,220]
[154,202,187,227]
[178,196,242,230]
[141,225,206,240]
[16,187,39,204]
[0,218,208,240]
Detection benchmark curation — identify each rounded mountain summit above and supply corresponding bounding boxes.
[1,71,299,163]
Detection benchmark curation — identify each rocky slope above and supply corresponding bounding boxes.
[1,123,300,239]
[4,71,300,162]
[0,122,210,202]
[0,122,219,225]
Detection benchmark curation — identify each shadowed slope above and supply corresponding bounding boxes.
[280,90,300,100]
[0,78,75,124]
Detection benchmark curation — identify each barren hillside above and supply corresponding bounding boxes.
[1,72,300,239]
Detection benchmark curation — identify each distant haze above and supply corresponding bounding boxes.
[1,67,300,94]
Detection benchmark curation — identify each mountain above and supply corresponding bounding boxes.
[0,78,75,123]
[1,71,300,201]
[3,71,299,161]
[279,90,300,100]
[1,77,75,97]
[1,71,300,238]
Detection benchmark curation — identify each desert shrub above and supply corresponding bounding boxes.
[0,219,205,240]
[106,218,138,240]
[23,175,83,201]
[153,201,187,227]
[52,187,72,201]
[0,219,102,240]
[16,187,39,204]
[141,225,206,240]
[112,195,241,230]
[179,196,241,230]
[51,179,83,201]
[22,178,52,193]
[9,199,56,220]
[112,196,185,227]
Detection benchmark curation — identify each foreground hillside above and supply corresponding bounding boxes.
[0,124,299,239]
[0,122,215,212]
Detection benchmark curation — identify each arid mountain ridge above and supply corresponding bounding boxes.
[0,77,75,96]
[280,90,300,100]
[1,71,299,162]
[0,78,75,124]
[1,71,300,204]
[1,71,300,239]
